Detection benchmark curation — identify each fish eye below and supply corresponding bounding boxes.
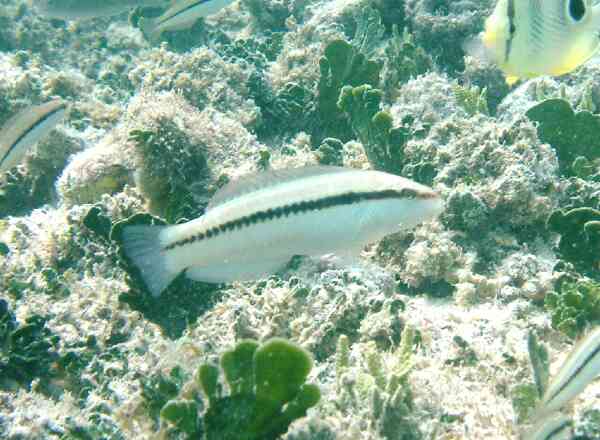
[568,0,587,22]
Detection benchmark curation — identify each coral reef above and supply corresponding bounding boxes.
[4,0,600,438]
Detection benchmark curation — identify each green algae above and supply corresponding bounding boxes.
[547,207,600,274]
[545,276,600,338]
[526,98,600,179]
[200,338,320,440]
[316,39,381,142]
[0,301,60,390]
[382,26,431,96]
[335,326,421,440]
[338,84,417,174]
[453,83,489,116]
[142,366,189,424]
[155,338,319,440]
[527,331,549,399]
[316,137,344,166]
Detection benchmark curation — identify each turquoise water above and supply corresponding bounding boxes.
[1,0,600,438]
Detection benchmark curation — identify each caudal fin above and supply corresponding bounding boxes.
[121,225,179,297]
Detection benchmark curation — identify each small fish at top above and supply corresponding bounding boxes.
[0,100,67,175]
[465,0,600,85]
[139,0,235,43]
[121,166,444,296]
[32,0,169,20]
[532,326,600,420]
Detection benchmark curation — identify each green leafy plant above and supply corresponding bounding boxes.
[316,39,381,142]
[155,338,320,439]
[338,84,419,174]
[335,326,421,440]
[547,207,600,274]
[382,26,432,96]
[545,276,600,338]
[526,99,600,179]
[453,83,489,116]
[511,332,550,422]
[198,338,320,440]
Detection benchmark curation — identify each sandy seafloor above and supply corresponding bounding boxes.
[2,0,600,439]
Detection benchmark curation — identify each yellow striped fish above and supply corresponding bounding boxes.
[533,327,600,420]
[121,166,443,296]
[467,0,600,85]
[0,100,67,175]
[139,0,235,43]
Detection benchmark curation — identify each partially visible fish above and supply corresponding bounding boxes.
[32,0,169,20]
[466,0,600,85]
[139,0,235,43]
[0,100,67,175]
[533,326,600,419]
[121,166,444,296]
[522,413,572,440]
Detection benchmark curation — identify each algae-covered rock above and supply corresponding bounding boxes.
[0,301,60,391]
[526,98,600,179]
[315,137,344,166]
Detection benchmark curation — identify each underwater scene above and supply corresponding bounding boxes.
[3,0,600,438]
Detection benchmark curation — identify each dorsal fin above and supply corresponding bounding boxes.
[207,165,349,210]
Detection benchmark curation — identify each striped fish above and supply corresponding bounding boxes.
[33,0,169,20]
[0,100,67,175]
[522,413,572,440]
[139,0,235,43]
[533,326,600,419]
[121,166,443,296]
[467,0,600,85]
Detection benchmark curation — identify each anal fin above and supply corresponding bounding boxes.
[185,258,290,284]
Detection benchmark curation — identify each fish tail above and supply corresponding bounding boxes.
[121,224,179,296]
[139,17,161,43]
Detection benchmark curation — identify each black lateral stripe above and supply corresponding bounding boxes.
[505,0,516,62]
[164,188,424,251]
[158,0,210,25]
[546,339,600,404]
[1,104,64,166]
[544,419,572,440]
